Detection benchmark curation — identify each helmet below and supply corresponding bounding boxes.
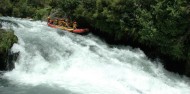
[47,16,50,19]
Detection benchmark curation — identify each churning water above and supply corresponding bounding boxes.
[0,17,190,94]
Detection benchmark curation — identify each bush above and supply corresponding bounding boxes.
[0,0,13,16]
[34,7,52,20]
[0,29,18,53]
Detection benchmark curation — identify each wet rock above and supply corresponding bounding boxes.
[185,61,190,77]
[0,50,19,71]
[0,29,18,71]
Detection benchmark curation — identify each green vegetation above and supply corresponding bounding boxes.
[0,0,190,76]
[0,29,18,53]
[0,0,52,19]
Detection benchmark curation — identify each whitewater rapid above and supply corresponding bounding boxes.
[0,17,190,94]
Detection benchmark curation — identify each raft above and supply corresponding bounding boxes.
[47,23,89,34]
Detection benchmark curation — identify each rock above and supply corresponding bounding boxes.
[0,23,2,28]
[0,50,19,71]
[7,49,19,70]
[0,29,18,71]
[185,61,190,77]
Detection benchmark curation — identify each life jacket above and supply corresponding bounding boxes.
[50,20,54,24]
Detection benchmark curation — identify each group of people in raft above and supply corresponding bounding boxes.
[47,16,77,30]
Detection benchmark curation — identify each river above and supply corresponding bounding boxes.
[0,17,190,94]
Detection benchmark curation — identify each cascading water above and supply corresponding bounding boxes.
[0,17,190,94]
